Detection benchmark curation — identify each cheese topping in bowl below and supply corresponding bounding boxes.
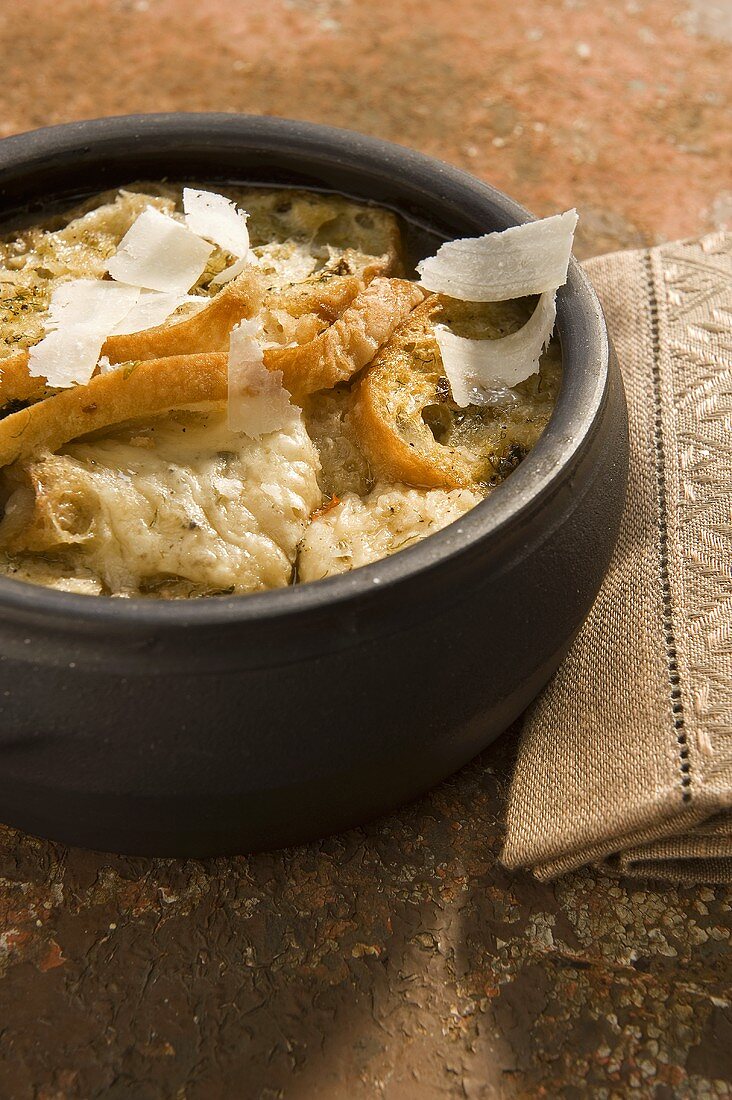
[0,185,572,597]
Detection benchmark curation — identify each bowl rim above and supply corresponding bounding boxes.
[0,112,610,628]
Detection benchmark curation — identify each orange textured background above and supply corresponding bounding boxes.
[0,0,730,257]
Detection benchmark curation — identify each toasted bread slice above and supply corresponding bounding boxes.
[0,184,404,410]
[266,278,425,400]
[0,279,424,466]
[0,267,264,409]
[0,270,366,411]
[267,272,363,324]
[353,295,562,490]
[104,267,265,363]
[0,353,229,468]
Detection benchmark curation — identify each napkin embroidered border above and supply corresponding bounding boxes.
[645,250,691,804]
[657,234,732,788]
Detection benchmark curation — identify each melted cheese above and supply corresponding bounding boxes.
[0,411,322,596]
[0,184,562,600]
[298,482,482,581]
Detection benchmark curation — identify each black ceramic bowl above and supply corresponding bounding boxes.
[0,114,628,856]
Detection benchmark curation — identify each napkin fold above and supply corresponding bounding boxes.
[502,231,732,883]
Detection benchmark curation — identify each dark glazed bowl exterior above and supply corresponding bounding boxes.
[0,115,628,855]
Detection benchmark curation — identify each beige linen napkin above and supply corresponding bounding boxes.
[502,231,732,883]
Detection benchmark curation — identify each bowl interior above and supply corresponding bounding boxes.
[0,114,610,627]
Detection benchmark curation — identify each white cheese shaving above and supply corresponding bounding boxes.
[45,279,141,329]
[109,290,205,335]
[417,210,578,302]
[211,255,250,287]
[227,319,300,438]
[28,327,109,388]
[183,188,250,257]
[106,207,214,293]
[418,209,578,406]
[435,291,557,407]
[27,279,210,387]
[28,279,142,387]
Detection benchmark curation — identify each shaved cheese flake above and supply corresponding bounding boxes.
[28,279,143,387]
[183,188,250,257]
[27,280,211,387]
[46,279,142,330]
[110,290,206,335]
[28,326,108,387]
[417,210,578,302]
[107,207,214,293]
[436,291,557,407]
[211,255,250,287]
[227,319,299,438]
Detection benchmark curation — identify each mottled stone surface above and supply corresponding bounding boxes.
[0,0,731,1096]
[1,0,730,256]
[1,754,731,1099]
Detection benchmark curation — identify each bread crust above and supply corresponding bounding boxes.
[0,278,425,466]
[104,268,264,362]
[0,269,264,408]
[0,350,44,407]
[353,297,481,490]
[267,278,425,400]
[0,272,368,410]
[0,353,228,468]
[268,273,363,323]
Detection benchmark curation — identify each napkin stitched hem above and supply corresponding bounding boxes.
[501,232,732,883]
